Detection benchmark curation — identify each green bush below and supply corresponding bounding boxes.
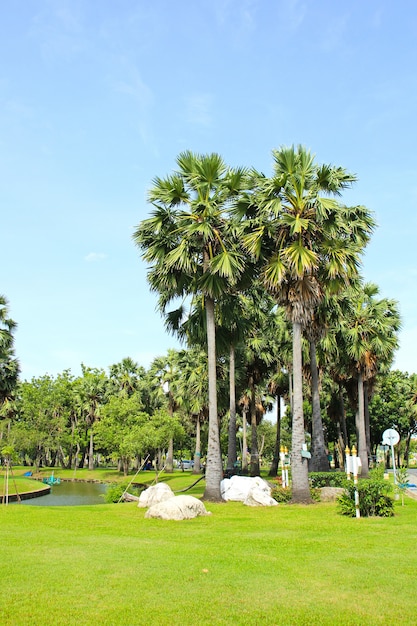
[271,486,321,503]
[309,471,347,488]
[105,482,143,504]
[337,470,394,517]
[271,486,292,503]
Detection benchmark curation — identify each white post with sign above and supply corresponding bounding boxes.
[345,445,361,518]
[382,428,400,485]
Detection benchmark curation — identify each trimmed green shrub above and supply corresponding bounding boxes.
[309,472,347,488]
[337,470,394,517]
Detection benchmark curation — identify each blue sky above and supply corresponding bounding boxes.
[2,0,417,381]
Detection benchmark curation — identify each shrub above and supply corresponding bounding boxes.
[271,486,292,503]
[104,482,143,504]
[271,486,321,503]
[337,470,394,517]
[309,472,347,488]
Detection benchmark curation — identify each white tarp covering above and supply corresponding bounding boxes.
[220,475,277,507]
[145,495,211,520]
[138,482,175,508]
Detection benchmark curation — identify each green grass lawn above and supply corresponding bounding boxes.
[1,475,417,626]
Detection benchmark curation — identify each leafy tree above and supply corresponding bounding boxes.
[13,375,70,469]
[369,370,417,465]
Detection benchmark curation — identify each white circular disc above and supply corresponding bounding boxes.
[382,428,400,446]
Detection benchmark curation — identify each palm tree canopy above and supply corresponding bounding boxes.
[133,151,249,308]
[342,282,401,379]
[237,145,375,325]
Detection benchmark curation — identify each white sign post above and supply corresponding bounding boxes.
[382,428,400,484]
[279,446,289,488]
[345,445,361,518]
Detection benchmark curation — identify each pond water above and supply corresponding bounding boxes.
[21,481,108,506]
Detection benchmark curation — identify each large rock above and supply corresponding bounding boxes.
[145,495,211,520]
[319,487,346,502]
[221,475,277,506]
[138,483,175,508]
[244,488,278,507]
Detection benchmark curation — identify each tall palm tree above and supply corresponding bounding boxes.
[238,145,372,502]
[77,365,108,471]
[148,350,185,472]
[108,357,145,398]
[176,347,209,474]
[133,152,248,500]
[0,295,20,405]
[338,282,400,475]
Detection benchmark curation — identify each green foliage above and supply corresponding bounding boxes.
[0,294,20,403]
[270,485,292,503]
[369,370,417,453]
[337,469,394,517]
[395,466,409,505]
[271,484,320,503]
[309,471,347,488]
[104,482,143,504]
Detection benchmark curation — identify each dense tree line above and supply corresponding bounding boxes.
[1,145,415,503]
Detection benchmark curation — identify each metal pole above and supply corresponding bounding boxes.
[390,443,397,485]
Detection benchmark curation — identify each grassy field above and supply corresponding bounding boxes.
[1,468,417,625]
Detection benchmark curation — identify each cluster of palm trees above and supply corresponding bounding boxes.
[1,357,192,474]
[0,295,19,411]
[133,145,400,503]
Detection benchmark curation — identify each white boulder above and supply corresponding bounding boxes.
[244,488,278,507]
[144,495,211,520]
[221,475,277,507]
[138,483,175,508]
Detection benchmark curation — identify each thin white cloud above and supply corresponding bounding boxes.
[283,0,308,32]
[31,2,88,62]
[215,0,257,31]
[114,71,153,108]
[184,93,214,127]
[320,13,350,52]
[84,252,107,262]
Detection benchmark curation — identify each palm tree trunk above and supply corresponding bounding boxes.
[249,376,260,477]
[364,381,371,459]
[165,437,174,473]
[203,296,223,501]
[309,340,329,472]
[268,395,281,477]
[339,385,348,448]
[227,344,237,473]
[356,371,369,477]
[193,414,201,473]
[88,428,94,471]
[242,407,248,474]
[290,321,312,503]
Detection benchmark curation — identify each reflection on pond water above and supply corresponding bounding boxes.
[22,481,108,506]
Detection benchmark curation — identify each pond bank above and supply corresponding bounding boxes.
[2,485,51,503]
